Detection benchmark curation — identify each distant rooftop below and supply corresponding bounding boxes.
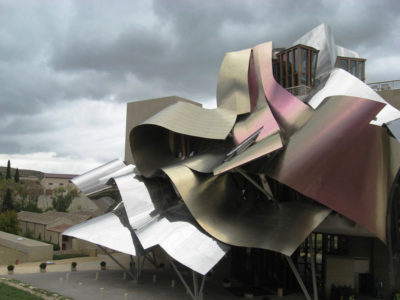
[18,211,92,225]
[43,173,77,180]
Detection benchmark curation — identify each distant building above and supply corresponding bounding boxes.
[18,211,94,250]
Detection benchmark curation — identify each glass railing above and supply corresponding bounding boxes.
[368,80,400,91]
[285,85,311,96]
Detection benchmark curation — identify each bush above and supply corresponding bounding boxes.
[100,261,106,267]
[39,262,46,269]
[7,265,14,271]
[71,262,77,268]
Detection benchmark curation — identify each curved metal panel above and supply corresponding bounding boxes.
[163,165,330,256]
[216,48,252,114]
[263,96,400,243]
[63,212,136,256]
[141,101,236,140]
[253,42,314,138]
[233,105,281,145]
[214,132,282,175]
[292,23,337,79]
[113,174,229,275]
[71,159,126,195]
[307,68,400,126]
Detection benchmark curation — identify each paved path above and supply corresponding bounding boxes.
[1,253,309,300]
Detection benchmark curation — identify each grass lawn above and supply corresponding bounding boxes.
[0,282,43,300]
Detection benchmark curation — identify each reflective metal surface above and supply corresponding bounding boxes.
[163,165,330,256]
[293,23,337,79]
[114,174,229,275]
[307,68,400,125]
[253,42,314,138]
[67,24,400,277]
[262,96,400,242]
[63,212,136,255]
[71,159,126,196]
[216,48,252,114]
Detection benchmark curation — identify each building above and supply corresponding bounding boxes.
[18,211,93,250]
[64,24,400,300]
[0,231,52,265]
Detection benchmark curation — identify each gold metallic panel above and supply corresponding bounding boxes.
[163,165,331,256]
[216,48,252,114]
[141,101,236,140]
[214,132,282,175]
[263,96,400,243]
[253,42,314,138]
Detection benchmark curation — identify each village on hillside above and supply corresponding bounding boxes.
[0,160,113,264]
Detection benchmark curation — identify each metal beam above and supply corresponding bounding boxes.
[236,167,275,201]
[308,235,318,300]
[98,245,135,280]
[285,255,312,300]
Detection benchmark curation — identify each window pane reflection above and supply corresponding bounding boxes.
[340,59,348,70]
[350,60,356,75]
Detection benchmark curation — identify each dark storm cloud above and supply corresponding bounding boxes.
[0,0,399,171]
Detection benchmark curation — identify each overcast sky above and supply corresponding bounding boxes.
[0,0,399,174]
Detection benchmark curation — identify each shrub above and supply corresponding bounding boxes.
[71,262,77,268]
[7,265,14,271]
[39,262,46,269]
[100,261,106,267]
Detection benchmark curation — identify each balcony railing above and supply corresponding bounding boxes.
[367,80,400,91]
[286,85,311,96]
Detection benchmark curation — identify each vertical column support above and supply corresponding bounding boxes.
[285,255,312,300]
[98,245,135,280]
[308,235,319,300]
[169,259,206,300]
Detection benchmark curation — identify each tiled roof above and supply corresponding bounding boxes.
[47,223,73,233]
[18,211,91,225]
[43,173,77,180]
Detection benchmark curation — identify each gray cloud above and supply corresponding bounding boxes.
[0,0,399,172]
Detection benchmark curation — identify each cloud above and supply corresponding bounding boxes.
[0,0,399,173]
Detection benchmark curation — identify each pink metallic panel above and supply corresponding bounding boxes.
[253,42,314,138]
[248,50,258,112]
[265,96,400,243]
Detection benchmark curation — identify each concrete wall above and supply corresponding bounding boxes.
[0,231,52,265]
[20,221,46,240]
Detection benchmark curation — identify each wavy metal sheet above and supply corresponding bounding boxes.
[263,96,400,243]
[307,68,400,126]
[214,132,282,175]
[63,212,136,255]
[141,101,236,140]
[71,159,127,195]
[163,165,331,256]
[253,42,314,138]
[113,174,229,275]
[292,23,337,79]
[216,48,252,114]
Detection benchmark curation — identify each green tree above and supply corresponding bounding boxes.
[0,210,20,235]
[14,168,20,183]
[2,188,14,212]
[6,160,11,179]
[51,187,74,212]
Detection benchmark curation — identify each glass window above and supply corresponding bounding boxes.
[288,51,292,86]
[340,59,348,70]
[293,48,298,73]
[301,48,308,74]
[301,73,307,85]
[358,61,363,79]
[350,60,356,76]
